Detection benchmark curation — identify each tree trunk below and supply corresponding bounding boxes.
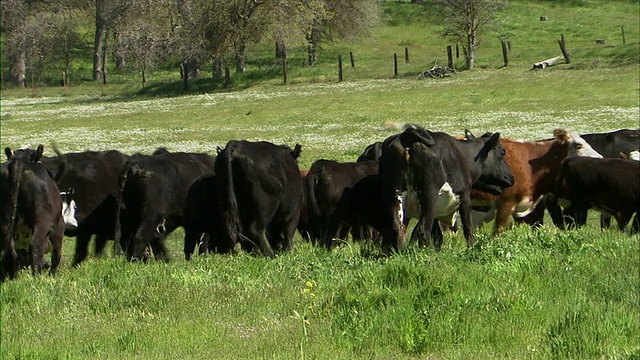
[93,21,106,81]
[307,26,320,66]
[466,33,476,70]
[235,42,247,73]
[10,51,26,88]
[102,32,108,85]
[212,58,222,81]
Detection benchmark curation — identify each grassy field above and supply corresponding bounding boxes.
[1,0,639,359]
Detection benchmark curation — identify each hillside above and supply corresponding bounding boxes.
[1,0,638,96]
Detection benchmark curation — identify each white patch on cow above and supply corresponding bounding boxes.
[512,195,545,218]
[629,150,640,161]
[396,192,405,225]
[567,132,603,158]
[435,182,460,227]
[62,198,78,228]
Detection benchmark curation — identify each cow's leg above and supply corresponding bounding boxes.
[615,212,633,231]
[1,246,18,281]
[49,228,64,275]
[494,201,514,234]
[632,213,639,234]
[30,227,49,275]
[198,234,210,255]
[457,193,474,249]
[94,233,109,257]
[545,196,565,228]
[183,226,199,260]
[519,201,545,228]
[72,231,93,266]
[248,222,275,258]
[600,214,612,229]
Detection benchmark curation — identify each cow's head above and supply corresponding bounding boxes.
[566,131,603,158]
[465,131,514,195]
[398,124,435,149]
[4,145,45,162]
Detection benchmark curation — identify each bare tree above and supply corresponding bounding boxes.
[438,0,503,70]
[305,0,381,66]
[93,0,132,82]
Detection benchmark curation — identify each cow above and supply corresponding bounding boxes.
[182,173,222,260]
[551,156,640,232]
[37,150,130,266]
[579,129,639,159]
[378,124,514,252]
[215,141,303,257]
[1,145,66,280]
[114,150,216,262]
[468,129,597,234]
[304,159,379,248]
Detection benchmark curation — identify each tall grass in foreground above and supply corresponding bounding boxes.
[1,225,638,359]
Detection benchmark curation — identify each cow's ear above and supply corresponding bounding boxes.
[4,147,13,160]
[489,132,501,147]
[31,144,44,162]
[216,146,223,155]
[464,129,476,140]
[291,144,302,159]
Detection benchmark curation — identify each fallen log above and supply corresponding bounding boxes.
[532,55,564,69]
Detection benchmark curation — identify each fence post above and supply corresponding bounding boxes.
[338,54,343,82]
[621,26,626,45]
[393,53,398,77]
[447,46,453,68]
[558,34,570,64]
[405,47,410,64]
[501,40,509,67]
[350,52,355,67]
[456,44,459,58]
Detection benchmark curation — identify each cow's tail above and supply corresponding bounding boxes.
[304,164,324,243]
[4,159,23,276]
[51,145,66,183]
[216,145,243,251]
[113,162,132,254]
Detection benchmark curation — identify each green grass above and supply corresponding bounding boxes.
[1,0,639,358]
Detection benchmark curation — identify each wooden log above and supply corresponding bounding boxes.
[532,55,564,69]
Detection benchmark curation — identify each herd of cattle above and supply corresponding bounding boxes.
[1,125,638,281]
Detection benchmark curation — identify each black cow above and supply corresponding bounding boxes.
[215,141,303,257]
[182,173,223,260]
[115,151,216,261]
[305,159,379,248]
[1,146,66,280]
[578,129,639,228]
[38,150,130,266]
[378,125,514,252]
[580,129,639,159]
[357,142,383,162]
[552,156,640,232]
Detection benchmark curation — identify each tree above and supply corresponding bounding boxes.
[438,0,503,70]
[1,0,81,88]
[112,0,174,87]
[93,0,132,82]
[305,0,381,66]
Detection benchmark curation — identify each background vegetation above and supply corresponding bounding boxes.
[1,0,639,359]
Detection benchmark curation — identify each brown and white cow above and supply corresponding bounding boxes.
[469,129,586,234]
